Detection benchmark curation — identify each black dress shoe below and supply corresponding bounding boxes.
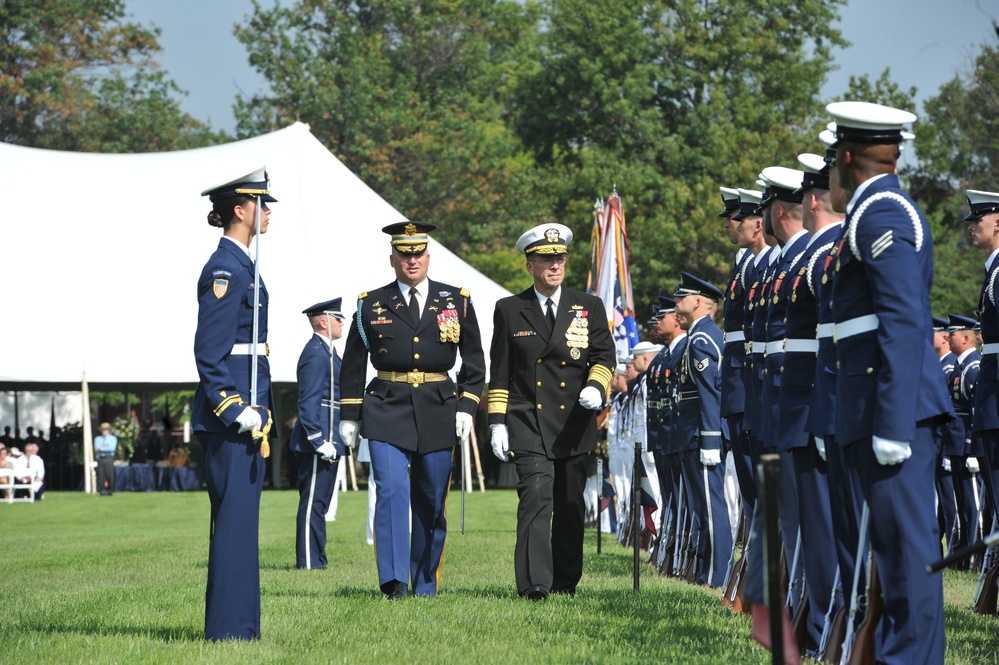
[524,585,549,601]
[383,581,408,600]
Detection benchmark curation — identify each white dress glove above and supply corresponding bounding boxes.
[316,441,337,461]
[456,412,474,442]
[700,448,721,466]
[872,435,911,466]
[490,424,510,462]
[814,436,827,461]
[967,457,980,473]
[235,407,262,433]
[578,386,603,410]
[942,457,952,472]
[339,420,361,449]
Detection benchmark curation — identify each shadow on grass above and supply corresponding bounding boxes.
[17,618,204,643]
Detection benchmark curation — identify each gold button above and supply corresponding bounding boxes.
[537,404,543,409]
[414,383,420,388]
[414,353,421,360]
[379,334,383,339]
[559,405,565,411]
[536,381,542,387]
[414,336,420,343]
[560,382,566,388]
[537,359,542,364]
[866,367,873,374]
[836,361,841,369]
[561,361,567,366]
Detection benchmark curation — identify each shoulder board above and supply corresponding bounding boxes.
[357,291,367,300]
[460,287,470,297]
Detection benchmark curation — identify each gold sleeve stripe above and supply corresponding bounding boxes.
[341,398,364,405]
[213,394,244,417]
[488,401,508,415]
[588,365,613,391]
[461,392,481,405]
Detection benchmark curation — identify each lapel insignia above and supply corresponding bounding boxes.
[429,305,439,312]
[394,302,404,309]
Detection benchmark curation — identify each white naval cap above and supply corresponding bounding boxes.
[516,223,573,255]
[760,166,806,204]
[796,153,830,193]
[631,341,662,356]
[964,189,999,221]
[718,186,741,218]
[826,101,916,145]
[733,188,764,221]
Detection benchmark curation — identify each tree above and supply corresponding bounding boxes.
[910,46,999,316]
[509,0,848,310]
[234,0,545,292]
[0,0,218,151]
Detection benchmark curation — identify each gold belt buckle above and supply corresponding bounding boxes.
[264,343,270,357]
[407,371,425,385]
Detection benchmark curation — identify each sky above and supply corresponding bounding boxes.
[125,0,999,135]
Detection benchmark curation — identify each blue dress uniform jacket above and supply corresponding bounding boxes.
[340,280,486,453]
[487,288,615,457]
[721,251,754,418]
[973,258,999,432]
[290,334,343,570]
[938,351,966,457]
[746,248,777,442]
[193,238,275,435]
[805,227,843,439]
[832,175,953,444]
[681,316,724,453]
[662,335,687,455]
[192,237,273,642]
[833,173,953,665]
[951,350,981,456]
[645,349,667,454]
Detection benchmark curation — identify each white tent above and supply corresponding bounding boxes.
[0,122,510,400]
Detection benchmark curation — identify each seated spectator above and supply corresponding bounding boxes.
[0,446,12,499]
[15,443,45,499]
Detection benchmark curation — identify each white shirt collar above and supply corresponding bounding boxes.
[735,247,747,265]
[958,347,976,363]
[752,245,771,267]
[986,247,999,273]
[669,332,686,353]
[780,229,809,258]
[805,220,843,249]
[768,246,781,265]
[313,332,333,349]
[222,235,251,259]
[534,285,562,309]
[845,172,890,215]
[398,277,429,297]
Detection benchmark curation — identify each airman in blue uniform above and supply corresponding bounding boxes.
[933,315,961,551]
[672,272,730,587]
[193,167,277,641]
[339,221,486,599]
[828,101,954,664]
[290,298,347,570]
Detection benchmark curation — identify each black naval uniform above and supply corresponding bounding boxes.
[488,287,615,595]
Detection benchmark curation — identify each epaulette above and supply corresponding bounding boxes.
[358,291,367,300]
[460,287,470,297]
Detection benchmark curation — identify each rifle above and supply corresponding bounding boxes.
[816,566,842,660]
[670,474,686,577]
[722,505,745,591]
[722,508,746,608]
[846,556,882,665]
[821,605,848,664]
[839,502,870,665]
[973,547,998,616]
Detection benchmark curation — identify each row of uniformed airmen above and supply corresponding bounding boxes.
[604,102,998,664]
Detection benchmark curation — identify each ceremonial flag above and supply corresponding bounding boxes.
[600,467,618,534]
[638,461,658,536]
[587,190,639,360]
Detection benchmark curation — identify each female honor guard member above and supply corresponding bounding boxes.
[339,222,485,599]
[290,298,347,570]
[193,167,276,641]
[488,224,615,600]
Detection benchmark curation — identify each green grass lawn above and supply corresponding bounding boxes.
[2,490,997,664]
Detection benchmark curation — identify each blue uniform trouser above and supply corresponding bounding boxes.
[201,431,265,641]
[935,455,957,554]
[950,455,982,565]
[681,448,731,587]
[843,424,945,665]
[824,435,863,620]
[369,440,452,596]
[981,430,999,525]
[791,443,838,655]
[294,450,337,569]
[726,414,756,523]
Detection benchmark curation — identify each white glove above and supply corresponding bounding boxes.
[700,448,721,466]
[872,435,911,466]
[490,424,510,462]
[814,436,827,461]
[235,407,262,433]
[967,457,981,473]
[456,412,473,442]
[578,386,603,410]
[339,420,361,449]
[942,457,952,472]
[316,441,337,461]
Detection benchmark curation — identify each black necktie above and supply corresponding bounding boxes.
[545,298,556,330]
[408,287,420,325]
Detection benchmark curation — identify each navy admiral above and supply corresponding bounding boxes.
[339,221,485,599]
[290,298,346,570]
[828,101,954,664]
[487,224,615,599]
[193,167,277,641]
